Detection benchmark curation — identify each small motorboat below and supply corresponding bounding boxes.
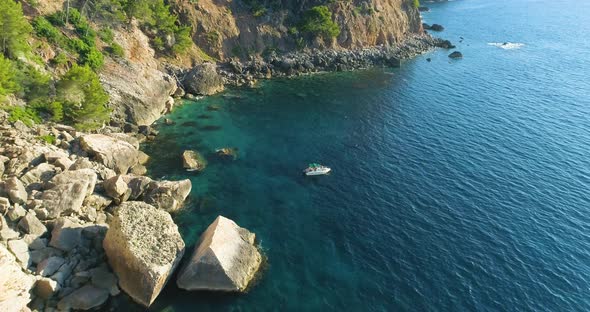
[303,163,331,176]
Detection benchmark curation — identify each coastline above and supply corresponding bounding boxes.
[176,34,452,92]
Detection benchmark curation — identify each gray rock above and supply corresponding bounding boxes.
[144,179,192,212]
[123,175,152,200]
[0,244,36,310]
[20,163,57,185]
[30,247,64,265]
[80,134,139,174]
[42,181,88,218]
[57,285,109,310]
[0,197,10,213]
[90,266,119,295]
[7,239,30,268]
[103,201,185,307]
[103,175,129,200]
[53,157,74,171]
[5,177,27,205]
[183,63,225,96]
[37,256,66,277]
[0,214,20,241]
[46,168,97,197]
[6,203,26,222]
[177,216,262,292]
[35,277,60,300]
[49,218,82,252]
[23,235,48,250]
[18,211,48,236]
[129,164,147,175]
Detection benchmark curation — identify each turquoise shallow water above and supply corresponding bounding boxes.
[135,0,590,311]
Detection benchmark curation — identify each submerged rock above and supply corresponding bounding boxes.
[430,24,445,31]
[215,147,238,160]
[176,216,262,292]
[449,51,463,59]
[103,201,185,307]
[182,150,206,172]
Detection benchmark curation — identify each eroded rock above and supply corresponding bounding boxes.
[103,201,184,307]
[176,216,262,292]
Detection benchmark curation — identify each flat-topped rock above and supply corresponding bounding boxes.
[177,216,262,292]
[80,134,139,174]
[103,201,185,307]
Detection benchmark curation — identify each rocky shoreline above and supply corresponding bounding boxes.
[175,34,454,95]
[0,110,261,311]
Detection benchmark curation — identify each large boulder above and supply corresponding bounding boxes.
[183,63,225,96]
[103,202,185,307]
[42,181,88,218]
[80,134,139,174]
[0,245,35,310]
[42,169,98,218]
[144,179,192,212]
[176,216,262,292]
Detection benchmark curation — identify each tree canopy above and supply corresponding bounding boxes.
[300,6,340,39]
[57,65,110,130]
[0,0,32,58]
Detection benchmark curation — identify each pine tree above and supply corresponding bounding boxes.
[0,0,32,58]
[57,65,110,130]
[0,54,19,99]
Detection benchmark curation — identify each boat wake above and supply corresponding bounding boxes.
[488,42,525,50]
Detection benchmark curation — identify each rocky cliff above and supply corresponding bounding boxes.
[175,0,423,60]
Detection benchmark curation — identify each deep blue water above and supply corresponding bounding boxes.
[139,0,590,311]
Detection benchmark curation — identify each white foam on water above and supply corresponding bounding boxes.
[488,42,525,50]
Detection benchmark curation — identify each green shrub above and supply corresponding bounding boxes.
[0,0,32,58]
[172,26,193,55]
[38,134,56,144]
[32,17,63,44]
[6,106,41,127]
[29,100,64,122]
[16,64,52,102]
[80,46,104,70]
[57,65,110,130]
[300,6,340,39]
[98,28,115,44]
[0,55,20,98]
[106,43,125,57]
[414,0,420,8]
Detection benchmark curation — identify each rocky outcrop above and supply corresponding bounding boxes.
[183,63,225,96]
[177,216,262,292]
[0,244,35,311]
[99,20,177,126]
[80,134,139,174]
[102,201,185,307]
[182,150,206,171]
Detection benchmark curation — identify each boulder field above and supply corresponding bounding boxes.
[0,111,193,310]
[0,111,262,310]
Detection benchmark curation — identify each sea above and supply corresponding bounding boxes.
[132,0,590,310]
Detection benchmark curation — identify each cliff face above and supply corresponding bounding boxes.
[174,0,423,60]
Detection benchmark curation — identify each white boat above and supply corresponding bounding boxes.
[303,163,331,176]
